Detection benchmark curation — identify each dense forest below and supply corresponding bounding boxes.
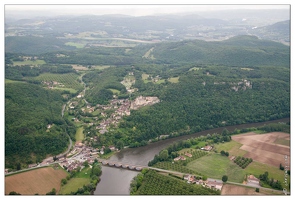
[89,63,289,148]
[5,82,76,169]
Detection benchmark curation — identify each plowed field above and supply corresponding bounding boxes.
[232,132,290,167]
[5,167,68,195]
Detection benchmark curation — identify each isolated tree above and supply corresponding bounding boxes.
[255,188,259,193]
[9,191,21,195]
[222,175,228,183]
[116,140,124,150]
[279,163,284,170]
[53,156,58,162]
[159,150,169,161]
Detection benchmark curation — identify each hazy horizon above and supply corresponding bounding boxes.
[5,4,290,19]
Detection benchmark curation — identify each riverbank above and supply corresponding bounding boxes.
[94,118,290,195]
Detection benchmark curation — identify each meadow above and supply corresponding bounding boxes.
[13,59,46,66]
[186,153,246,183]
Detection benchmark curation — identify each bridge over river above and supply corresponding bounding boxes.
[96,158,188,177]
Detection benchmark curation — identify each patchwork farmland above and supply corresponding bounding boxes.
[231,132,290,168]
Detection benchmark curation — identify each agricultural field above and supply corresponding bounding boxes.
[71,64,89,71]
[109,88,120,94]
[75,127,84,143]
[13,59,46,66]
[132,170,220,195]
[5,79,25,84]
[31,73,83,93]
[245,161,286,184]
[5,167,67,195]
[186,153,246,183]
[92,65,112,70]
[65,42,85,48]
[221,183,283,195]
[58,166,94,194]
[214,140,247,157]
[231,132,290,167]
[168,77,179,83]
[142,47,155,59]
[152,150,208,175]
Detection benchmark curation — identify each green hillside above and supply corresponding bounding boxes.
[5,82,69,169]
[151,36,289,66]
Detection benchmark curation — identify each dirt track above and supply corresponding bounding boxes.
[232,132,290,167]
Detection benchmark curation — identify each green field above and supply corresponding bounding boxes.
[186,153,246,183]
[142,73,149,80]
[109,88,120,94]
[5,79,25,84]
[13,59,46,66]
[274,138,290,146]
[75,127,84,142]
[92,65,111,70]
[245,161,287,184]
[155,79,165,84]
[65,42,85,48]
[214,140,247,157]
[31,73,83,92]
[59,178,90,194]
[168,77,179,83]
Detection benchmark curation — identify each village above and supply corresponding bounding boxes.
[70,94,160,135]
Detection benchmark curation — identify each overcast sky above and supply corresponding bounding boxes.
[4,2,291,17]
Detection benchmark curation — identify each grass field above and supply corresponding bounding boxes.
[65,42,85,48]
[186,153,246,183]
[92,65,111,70]
[168,77,179,83]
[5,79,25,84]
[155,79,165,84]
[109,88,120,94]
[245,161,287,184]
[274,138,290,146]
[142,73,149,80]
[75,127,84,143]
[5,167,67,195]
[59,178,90,194]
[214,140,247,157]
[13,59,46,66]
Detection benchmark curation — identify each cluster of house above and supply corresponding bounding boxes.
[184,175,223,191]
[95,96,160,134]
[247,174,260,185]
[42,81,64,89]
[96,99,131,134]
[173,146,213,162]
[200,145,213,151]
[173,152,193,161]
[130,95,160,110]
[231,79,252,92]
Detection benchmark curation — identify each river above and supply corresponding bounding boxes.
[94,117,290,195]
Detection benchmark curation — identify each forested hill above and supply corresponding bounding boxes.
[5,82,72,169]
[15,35,289,67]
[149,35,289,66]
